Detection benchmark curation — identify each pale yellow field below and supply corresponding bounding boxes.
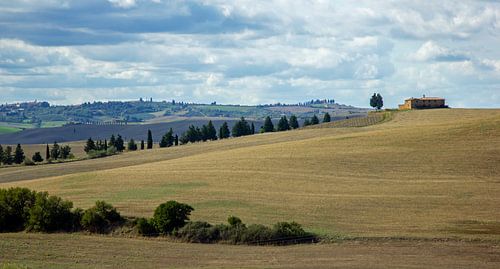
[2,109,499,240]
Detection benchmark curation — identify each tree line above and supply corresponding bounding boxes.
[0,142,72,166]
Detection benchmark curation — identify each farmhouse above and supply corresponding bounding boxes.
[399,95,447,110]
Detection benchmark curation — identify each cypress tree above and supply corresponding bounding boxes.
[232,117,251,137]
[140,140,145,150]
[14,144,25,164]
[128,139,138,151]
[0,144,4,165]
[147,130,153,149]
[109,135,116,148]
[159,128,174,148]
[219,122,230,139]
[3,146,13,165]
[370,93,378,109]
[115,135,125,151]
[206,121,217,140]
[50,142,60,160]
[263,116,274,132]
[201,124,209,142]
[376,93,384,110]
[311,115,320,125]
[289,115,299,129]
[45,144,50,160]
[104,139,108,151]
[174,135,179,146]
[323,113,331,123]
[32,152,43,163]
[84,137,96,153]
[277,116,290,131]
[60,145,71,159]
[251,123,255,134]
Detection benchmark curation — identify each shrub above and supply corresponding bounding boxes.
[241,224,274,243]
[175,221,220,243]
[0,188,36,232]
[227,215,243,227]
[81,201,123,233]
[26,192,76,232]
[153,201,193,234]
[136,217,157,236]
[23,158,35,166]
[272,222,308,238]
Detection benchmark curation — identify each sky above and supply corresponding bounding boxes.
[0,0,499,108]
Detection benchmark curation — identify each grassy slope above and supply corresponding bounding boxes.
[1,109,499,240]
[0,126,21,134]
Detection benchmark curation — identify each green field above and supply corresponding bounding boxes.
[0,109,499,268]
[0,126,20,134]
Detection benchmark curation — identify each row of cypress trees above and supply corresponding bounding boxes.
[260,113,331,133]
[0,142,72,166]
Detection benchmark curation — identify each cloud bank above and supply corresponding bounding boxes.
[0,0,499,107]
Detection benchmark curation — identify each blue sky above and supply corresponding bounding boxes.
[0,0,499,108]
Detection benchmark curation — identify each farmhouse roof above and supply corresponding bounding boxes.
[406,97,445,101]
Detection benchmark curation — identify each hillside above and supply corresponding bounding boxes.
[1,109,499,268]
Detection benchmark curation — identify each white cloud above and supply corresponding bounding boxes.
[413,41,469,62]
[108,0,136,9]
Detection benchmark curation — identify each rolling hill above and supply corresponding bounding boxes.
[1,109,499,268]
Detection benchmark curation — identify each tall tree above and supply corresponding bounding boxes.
[147,130,153,149]
[14,144,25,164]
[3,146,13,165]
[104,139,108,151]
[323,113,331,123]
[174,135,179,146]
[376,93,384,110]
[0,144,4,165]
[277,116,290,131]
[370,93,378,109]
[32,152,44,163]
[140,140,145,150]
[232,117,252,137]
[219,122,230,139]
[311,115,320,125]
[45,144,50,160]
[206,121,217,141]
[128,139,138,151]
[84,138,96,153]
[159,128,174,148]
[263,116,274,132]
[289,115,299,129]
[115,135,125,151]
[109,135,116,148]
[251,123,255,134]
[60,145,71,159]
[50,142,60,160]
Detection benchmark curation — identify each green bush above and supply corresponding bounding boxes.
[0,188,36,232]
[153,201,193,234]
[175,221,220,243]
[241,224,274,243]
[26,192,77,232]
[136,217,157,236]
[272,222,308,238]
[81,201,123,233]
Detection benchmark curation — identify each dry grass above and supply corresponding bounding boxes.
[1,109,499,241]
[1,233,499,269]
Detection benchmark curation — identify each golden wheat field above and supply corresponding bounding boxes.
[1,109,500,268]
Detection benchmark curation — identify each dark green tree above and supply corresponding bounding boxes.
[263,116,274,132]
[60,145,72,159]
[206,121,217,140]
[84,138,96,153]
[50,142,60,160]
[128,139,138,151]
[3,146,13,165]
[323,113,331,123]
[13,144,25,164]
[45,144,50,160]
[311,115,320,125]
[174,135,179,146]
[370,93,378,109]
[376,93,384,110]
[140,140,145,150]
[277,116,290,131]
[32,152,44,163]
[159,128,175,148]
[303,119,311,126]
[147,130,153,149]
[251,123,255,134]
[104,139,108,151]
[153,201,194,235]
[219,122,230,139]
[232,117,252,137]
[289,115,299,129]
[109,135,116,148]
[115,135,125,152]
[0,145,4,165]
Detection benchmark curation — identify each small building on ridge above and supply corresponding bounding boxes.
[399,95,447,110]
